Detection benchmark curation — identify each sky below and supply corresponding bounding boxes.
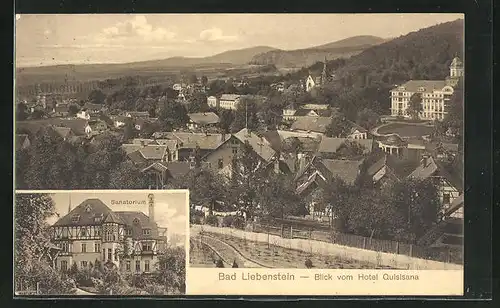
[15,13,463,67]
[35,190,189,245]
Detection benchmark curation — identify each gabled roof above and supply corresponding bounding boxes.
[83,102,105,111]
[165,161,192,179]
[141,162,169,173]
[158,132,231,150]
[282,136,320,153]
[391,80,449,93]
[348,121,368,133]
[16,134,30,151]
[125,111,150,117]
[53,198,113,226]
[408,156,439,180]
[127,150,149,167]
[261,130,282,152]
[317,137,348,153]
[291,116,332,133]
[115,211,159,240]
[155,139,179,149]
[122,144,143,154]
[188,112,220,125]
[234,128,276,161]
[138,145,168,160]
[131,138,156,145]
[53,126,73,139]
[104,211,126,224]
[220,94,241,101]
[301,104,329,110]
[444,194,464,217]
[295,156,363,185]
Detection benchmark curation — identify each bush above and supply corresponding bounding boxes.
[75,269,94,287]
[232,216,245,229]
[222,215,234,227]
[305,259,313,268]
[205,215,219,226]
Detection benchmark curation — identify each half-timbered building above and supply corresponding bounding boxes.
[50,195,167,274]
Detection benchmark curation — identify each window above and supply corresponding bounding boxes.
[126,260,131,271]
[108,248,112,261]
[61,242,69,252]
[135,260,141,272]
[95,229,101,237]
[443,193,451,205]
[60,260,68,272]
[94,214,103,223]
[126,229,132,236]
[81,243,87,253]
[85,205,92,213]
[232,147,238,154]
[133,218,140,225]
[80,228,87,237]
[142,242,152,251]
[144,260,150,272]
[143,229,151,236]
[80,261,87,268]
[106,231,114,242]
[71,214,80,223]
[94,242,100,253]
[218,159,224,169]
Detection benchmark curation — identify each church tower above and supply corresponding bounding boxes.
[449,56,464,78]
[321,57,328,85]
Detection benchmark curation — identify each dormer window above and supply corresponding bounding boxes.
[94,213,104,223]
[418,87,426,92]
[85,205,92,213]
[71,214,80,223]
[398,86,406,91]
[143,229,151,236]
[133,218,140,225]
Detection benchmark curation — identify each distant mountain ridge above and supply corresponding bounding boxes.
[249,35,388,67]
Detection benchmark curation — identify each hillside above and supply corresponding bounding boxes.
[16,46,277,86]
[249,35,386,67]
[308,19,464,120]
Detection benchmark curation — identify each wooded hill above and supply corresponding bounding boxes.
[249,35,387,67]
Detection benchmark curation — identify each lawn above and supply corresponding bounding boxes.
[192,232,400,269]
[377,123,434,138]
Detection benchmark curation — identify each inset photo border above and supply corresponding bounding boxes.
[13,189,189,297]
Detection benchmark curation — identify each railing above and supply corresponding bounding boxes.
[250,222,462,265]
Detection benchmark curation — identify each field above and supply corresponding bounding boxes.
[190,232,400,269]
[377,122,434,138]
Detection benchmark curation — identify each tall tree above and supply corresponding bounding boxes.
[407,93,423,120]
[230,97,259,133]
[158,100,189,131]
[356,108,379,130]
[154,246,186,294]
[320,177,352,231]
[16,102,28,121]
[218,109,235,133]
[325,116,352,138]
[88,89,106,105]
[258,173,306,219]
[109,161,149,189]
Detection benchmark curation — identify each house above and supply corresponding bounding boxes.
[83,103,105,114]
[294,156,364,217]
[76,110,91,120]
[290,116,332,134]
[282,105,298,121]
[407,155,462,210]
[53,126,75,141]
[112,116,131,128]
[151,132,231,161]
[207,96,219,109]
[51,104,70,117]
[317,137,374,158]
[134,118,157,131]
[125,111,150,119]
[305,61,328,92]
[301,104,330,110]
[390,58,462,121]
[85,120,108,136]
[15,134,31,151]
[347,121,368,139]
[122,140,178,166]
[187,112,220,130]
[365,153,420,188]
[218,94,241,110]
[50,197,167,273]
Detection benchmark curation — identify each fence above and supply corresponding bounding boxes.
[251,222,462,265]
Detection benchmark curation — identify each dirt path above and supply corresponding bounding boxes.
[200,234,268,268]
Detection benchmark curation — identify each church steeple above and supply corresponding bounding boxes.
[321,57,328,84]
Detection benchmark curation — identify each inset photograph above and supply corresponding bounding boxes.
[14,190,188,296]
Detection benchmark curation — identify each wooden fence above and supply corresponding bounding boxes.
[251,223,462,265]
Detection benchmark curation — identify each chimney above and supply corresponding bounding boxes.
[221,133,226,142]
[148,194,155,223]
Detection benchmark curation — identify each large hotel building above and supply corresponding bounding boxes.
[390,57,464,120]
[50,194,167,274]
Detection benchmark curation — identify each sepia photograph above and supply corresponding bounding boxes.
[15,13,464,295]
[14,190,188,296]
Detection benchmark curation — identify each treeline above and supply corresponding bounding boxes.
[15,128,148,190]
